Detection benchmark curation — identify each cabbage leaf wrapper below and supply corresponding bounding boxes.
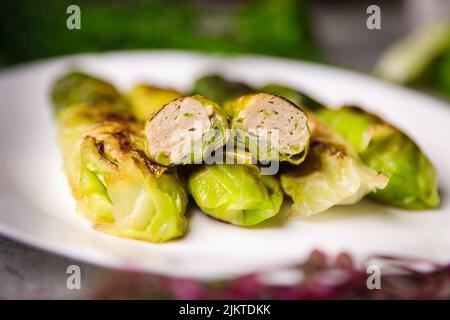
[263,84,439,210]
[52,72,188,242]
[281,115,389,216]
[188,164,283,226]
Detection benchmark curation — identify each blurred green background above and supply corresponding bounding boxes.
[1,0,449,98]
[0,0,317,65]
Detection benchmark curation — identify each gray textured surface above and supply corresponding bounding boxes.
[0,236,110,299]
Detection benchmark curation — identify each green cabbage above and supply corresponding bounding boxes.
[281,114,388,216]
[188,164,283,226]
[52,72,188,242]
[263,84,439,210]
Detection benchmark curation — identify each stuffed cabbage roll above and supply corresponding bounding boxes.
[318,106,439,209]
[145,95,229,166]
[52,71,128,114]
[192,76,388,215]
[188,164,283,226]
[52,72,188,242]
[227,93,310,165]
[262,84,439,210]
[281,114,388,216]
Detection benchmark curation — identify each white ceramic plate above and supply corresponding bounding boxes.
[1,51,449,279]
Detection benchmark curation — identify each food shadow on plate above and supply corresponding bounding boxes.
[187,196,395,230]
[290,199,394,223]
[251,198,395,228]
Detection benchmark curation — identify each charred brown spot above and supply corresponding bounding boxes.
[77,108,136,125]
[134,149,165,176]
[95,140,105,156]
[112,129,165,175]
[81,110,167,176]
[102,112,135,123]
[312,140,346,158]
[110,131,132,152]
[292,143,323,177]
[88,137,117,167]
[284,141,346,177]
